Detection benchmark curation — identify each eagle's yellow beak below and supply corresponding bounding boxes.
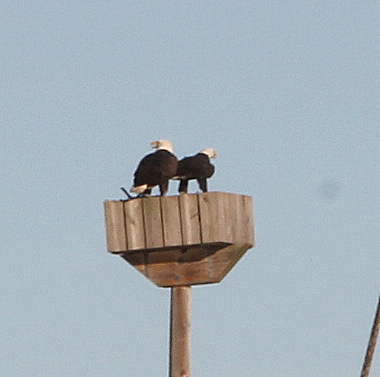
[150,140,159,149]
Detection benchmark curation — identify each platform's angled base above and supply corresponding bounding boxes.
[121,242,251,287]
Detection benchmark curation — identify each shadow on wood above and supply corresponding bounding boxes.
[104,192,254,287]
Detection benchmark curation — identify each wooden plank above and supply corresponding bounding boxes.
[104,201,127,253]
[142,196,164,249]
[220,192,236,244]
[228,193,244,244]
[225,193,253,246]
[243,195,255,246]
[179,194,201,245]
[125,198,146,250]
[198,192,227,243]
[232,194,254,246]
[160,196,182,247]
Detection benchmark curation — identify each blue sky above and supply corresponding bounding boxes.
[1,1,380,376]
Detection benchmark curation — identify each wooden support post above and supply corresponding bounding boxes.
[169,286,191,377]
[104,193,255,375]
[360,295,380,377]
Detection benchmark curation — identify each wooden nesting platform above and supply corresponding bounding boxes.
[104,191,254,287]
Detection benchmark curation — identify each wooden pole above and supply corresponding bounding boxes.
[360,295,380,377]
[169,286,191,377]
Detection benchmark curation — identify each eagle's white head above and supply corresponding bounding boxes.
[200,148,217,159]
[150,139,174,153]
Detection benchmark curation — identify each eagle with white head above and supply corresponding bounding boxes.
[131,139,178,197]
[174,148,217,193]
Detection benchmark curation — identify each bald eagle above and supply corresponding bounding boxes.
[174,148,217,193]
[131,140,178,197]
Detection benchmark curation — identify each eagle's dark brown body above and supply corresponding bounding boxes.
[132,141,178,196]
[175,152,215,193]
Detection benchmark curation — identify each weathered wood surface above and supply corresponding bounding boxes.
[104,200,127,252]
[179,194,201,246]
[170,286,191,377]
[161,196,182,247]
[104,192,255,287]
[143,196,163,249]
[104,192,254,253]
[125,198,145,250]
